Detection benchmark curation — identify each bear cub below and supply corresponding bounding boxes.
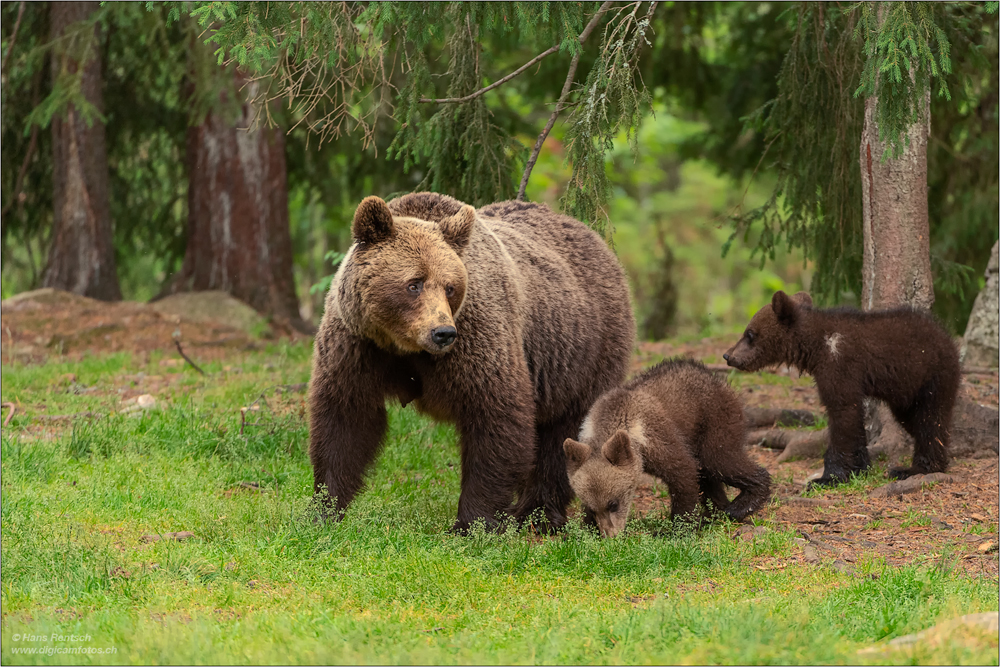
[563,359,771,537]
[724,291,960,486]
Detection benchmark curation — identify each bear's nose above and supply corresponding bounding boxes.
[430,326,457,348]
[723,353,730,361]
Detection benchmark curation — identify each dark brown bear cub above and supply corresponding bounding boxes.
[563,359,771,537]
[309,193,634,533]
[724,291,960,486]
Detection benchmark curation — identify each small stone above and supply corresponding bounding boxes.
[977,541,997,554]
[736,525,769,541]
[803,545,820,564]
[832,560,855,575]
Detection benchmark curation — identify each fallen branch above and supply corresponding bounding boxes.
[745,407,819,429]
[2,402,15,427]
[962,366,998,376]
[746,427,828,463]
[516,0,614,200]
[173,340,206,375]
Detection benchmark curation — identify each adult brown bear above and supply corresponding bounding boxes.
[309,193,635,532]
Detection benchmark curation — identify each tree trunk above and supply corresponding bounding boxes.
[858,57,934,461]
[858,92,934,311]
[42,1,121,301]
[168,72,311,334]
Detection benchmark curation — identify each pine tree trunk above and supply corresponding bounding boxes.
[858,93,934,312]
[168,74,311,333]
[42,1,121,301]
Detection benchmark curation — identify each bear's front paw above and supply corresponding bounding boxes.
[806,474,849,490]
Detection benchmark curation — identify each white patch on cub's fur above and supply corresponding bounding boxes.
[578,415,595,443]
[825,332,843,357]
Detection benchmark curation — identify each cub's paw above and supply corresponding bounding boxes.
[806,474,849,491]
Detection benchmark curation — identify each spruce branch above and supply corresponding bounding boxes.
[517,0,615,201]
[419,43,563,104]
[0,1,26,81]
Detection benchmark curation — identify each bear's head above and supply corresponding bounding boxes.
[563,430,642,538]
[723,290,813,371]
[338,196,475,355]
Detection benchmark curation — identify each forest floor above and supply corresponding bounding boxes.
[1,291,997,664]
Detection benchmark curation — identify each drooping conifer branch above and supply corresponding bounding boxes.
[516,0,615,201]
[419,43,563,104]
[0,1,26,80]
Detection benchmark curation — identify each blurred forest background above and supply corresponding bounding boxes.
[1,1,996,339]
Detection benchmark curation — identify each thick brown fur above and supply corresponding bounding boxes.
[309,193,635,532]
[563,359,771,537]
[724,290,961,486]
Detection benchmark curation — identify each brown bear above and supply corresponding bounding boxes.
[562,358,772,537]
[723,290,961,486]
[308,192,635,532]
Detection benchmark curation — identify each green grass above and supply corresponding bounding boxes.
[2,344,997,664]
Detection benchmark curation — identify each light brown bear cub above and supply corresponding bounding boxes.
[563,358,771,537]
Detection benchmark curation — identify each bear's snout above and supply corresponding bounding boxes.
[430,325,457,349]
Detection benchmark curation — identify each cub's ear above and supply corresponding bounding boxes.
[352,196,394,246]
[602,430,635,468]
[439,205,476,254]
[563,438,591,475]
[771,290,799,325]
[791,291,813,308]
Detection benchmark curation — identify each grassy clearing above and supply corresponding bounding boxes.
[2,344,997,664]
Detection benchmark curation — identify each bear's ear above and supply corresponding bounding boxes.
[791,291,813,309]
[771,290,799,325]
[563,438,590,474]
[602,430,635,468]
[352,196,394,246]
[439,205,476,254]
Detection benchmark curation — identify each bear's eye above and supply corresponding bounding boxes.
[445,285,455,298]
[745,330,756,344]
[607,500,620,513]
[407,281,423,295]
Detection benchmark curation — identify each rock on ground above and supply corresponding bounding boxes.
[858,611,999,655]
[961,240,999,368]
[150,291,266,332]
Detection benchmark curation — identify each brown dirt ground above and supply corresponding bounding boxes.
[0,291,310,367]
[1,301,997,575]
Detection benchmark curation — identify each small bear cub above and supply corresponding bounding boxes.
[563,359,771,537]
[723,290,960,486]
